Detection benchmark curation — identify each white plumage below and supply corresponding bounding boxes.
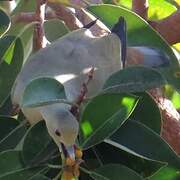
[11,28,122,150]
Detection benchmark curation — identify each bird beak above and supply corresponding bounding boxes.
[60,143,75,160]
[66,145,76,160]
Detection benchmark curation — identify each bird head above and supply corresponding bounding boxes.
[39,104,79,159]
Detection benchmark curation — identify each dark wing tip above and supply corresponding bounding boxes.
[83,19,98,29]
[111,17,127,68]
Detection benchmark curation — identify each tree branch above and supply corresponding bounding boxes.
[47,2,82,30]
[132,0,149,20]
[33,0,47,51]
[150,11,180,45]
[70,67,94,119]
[149,89,180,155]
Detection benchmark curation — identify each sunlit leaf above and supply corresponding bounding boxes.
[171,91,180,109]
[0,36,23,107]
[105,0,177,20]
[79,93,139,149]
[148,165,180,180]
[0,8,10,37]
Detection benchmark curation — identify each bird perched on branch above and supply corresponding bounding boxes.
[11,17,170,159]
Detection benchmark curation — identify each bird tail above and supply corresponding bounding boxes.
[126,46,170,67]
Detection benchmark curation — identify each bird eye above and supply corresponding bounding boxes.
[55,129,61,137]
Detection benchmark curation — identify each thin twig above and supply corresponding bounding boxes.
[47,2,82,30]
[132,0,149,20]
[150,10,180,45]
[33,0,47,51]
[70,67,95,118]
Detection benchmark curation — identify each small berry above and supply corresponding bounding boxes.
[75,148,83,159]
[62,170,74,180]
[65,157,75,166]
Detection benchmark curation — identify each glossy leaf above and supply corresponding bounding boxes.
[103,66,166,93]
[7,22,34,61]
[88,5,180,93]
[22,121,58,165]
[0,36,23,107]
[147,165,180,180]
[148,0,176,20]
[95,142,164,178]
[12,0,36,13]
[0,117,19,140]
[44,19,69,42]
[171,91,180,109]
[0,117,27,152]
[0,150,23,176]
[130,92,161,134]
[30,175,50,180]
[0,167,48,180]
[0,149,48,179]
[79,93,139,149]
[0,9,10,37]
[90,164,143,180]
[106,120,180,169]
[21,77,66,108]
[8,0,37,60]
[0,96,13,116]
[110,0,177,20]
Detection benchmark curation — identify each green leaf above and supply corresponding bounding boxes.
[12,0,36,14]
[79,93,139,149]
[8,0,37,60]
[44,19,69,42]
[110,0,177,20]
[22,121,58,165]
[103,66,166,93]
[0,36,15,65]
[130,92,161,134]
[87,5,180,93]
[0,150,47,179]
[30,175,50,180]
[7,22,35,61]
[106,120,180,169]
[0,117,27,152]
[0,167,48,180]
[95,142,164,178]
[148,0,177,20]
[0,8,10,37]
[0,116,19,140]
[0,150,23,176]
[21,77,67,108]
[147,165,180,180]
[0,36,23,107]
[90,164,143,180]
[171,91,180,109]
[0,95,13,116]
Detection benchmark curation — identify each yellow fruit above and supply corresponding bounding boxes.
[65,157,75,166]
[75,148,83,159]
[62,170,74,180]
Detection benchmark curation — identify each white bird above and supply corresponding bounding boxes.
[11,18,170,158]
[11,27,122,158]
